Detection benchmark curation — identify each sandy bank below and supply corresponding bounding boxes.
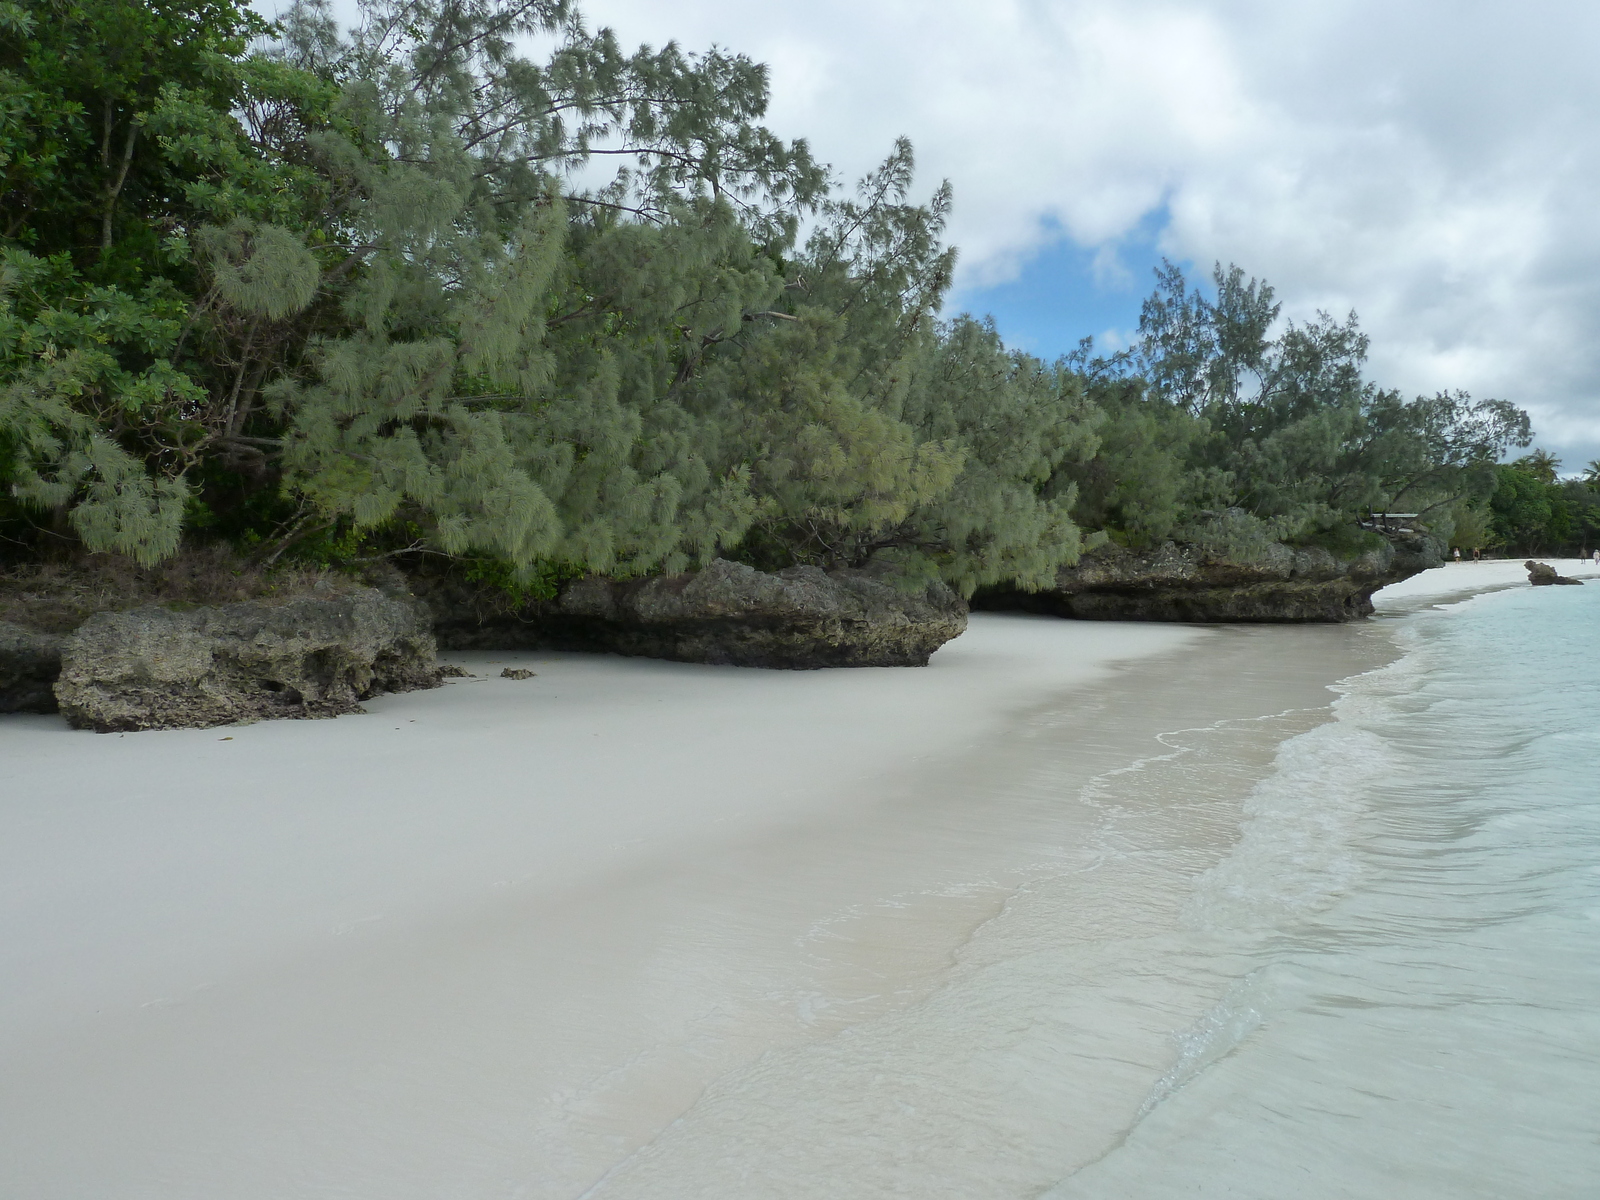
[3,616,1200,1024]
[1375,555,1599,612]
[5,615,1215,1197]
[0,589,1488,1198]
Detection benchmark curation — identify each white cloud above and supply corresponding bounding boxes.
[279,1,1600,457]
[575,1,1600,459]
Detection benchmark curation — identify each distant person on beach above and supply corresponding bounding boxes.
[1593,549,1598,568]
[1454,548,1461,563]
[1474,547,1482,561]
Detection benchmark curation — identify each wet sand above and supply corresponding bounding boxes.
[0,567,1540,1198]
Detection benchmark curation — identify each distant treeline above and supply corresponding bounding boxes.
[0,0,1533,593]
[1476,452,1600,556]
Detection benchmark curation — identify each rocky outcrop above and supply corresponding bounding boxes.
[1526,560,1583,586]
[415,558,968,668]
[55,587,443,732]
[976,533,1443,623]
[0,621,63,713]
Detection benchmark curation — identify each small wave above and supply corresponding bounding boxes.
[1135,968,1271,1117]
[1051,582,1600,1199]
[1180,656,1419,932]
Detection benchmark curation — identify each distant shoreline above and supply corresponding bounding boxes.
[1374,556,1599,615]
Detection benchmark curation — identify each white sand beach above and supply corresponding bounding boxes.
[1375,555,1599,611]
[0,561,1575,1198]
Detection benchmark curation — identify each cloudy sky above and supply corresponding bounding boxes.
[580,0,1600,470]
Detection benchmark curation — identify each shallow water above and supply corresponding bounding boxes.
[0,616,1368,1200]
[9,586,1594,1198]
[589,586,1600,1198]
[530,622,1391,1197]
[1052,581,1600,1199]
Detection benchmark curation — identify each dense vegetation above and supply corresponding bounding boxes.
[1479,451,1600,555]
[0,0,1536,597]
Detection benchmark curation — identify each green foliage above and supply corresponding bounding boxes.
[1289,521,1386,558]
[0,0,1545,607]
[686,143,1097,594]
[1559,481,1600,551]
[896,315,1094,592]
[462,554,585,604]
[1063,259,1532,561]
[0,0,274,272]
[1486,458,1600,553]
[1490,464,1555,550]
[196,220,320,319]
[0,247,198,562]
[1059,373,1195,546]
[1447,499,1492,551]
[0,0,349,561]
[1510,448,1560,485]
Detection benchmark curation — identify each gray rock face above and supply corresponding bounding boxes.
[417,559,968,668]
[55,588,443,732]
[0,621,63,713]
[1526,560,1583,586]
[977,533,1443,623]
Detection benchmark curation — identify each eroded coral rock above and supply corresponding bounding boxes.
[55,588,442,732]
[551,560,967,668]
[0,621,63,713]
[1526,560,1583,586]
[416,559,967,668]
[561,561,968,668]
[977,533,1443,623]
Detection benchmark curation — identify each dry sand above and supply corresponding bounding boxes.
[0,563,1563,1198]
[1375,554,1598,611]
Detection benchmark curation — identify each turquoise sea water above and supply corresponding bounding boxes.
[584,584,1600,1199]
[1055,581,1600,1198]
[7,582,1591,1199]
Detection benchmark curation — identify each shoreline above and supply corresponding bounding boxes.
[0,566,1564,1197]
[1374,556,1599,614]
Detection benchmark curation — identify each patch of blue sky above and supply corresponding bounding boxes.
[950,207,1185,364]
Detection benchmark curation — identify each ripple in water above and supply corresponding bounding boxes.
[588,586,1600,1199]
[1055,582,1600,1200]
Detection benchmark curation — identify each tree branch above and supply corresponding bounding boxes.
[101,115,139,252]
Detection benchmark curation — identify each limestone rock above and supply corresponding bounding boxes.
[55,588,443,732]
[415,559,968,668]
[0,621,63,713]
[1526,560,1583,586]
[976,532,1443,623]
